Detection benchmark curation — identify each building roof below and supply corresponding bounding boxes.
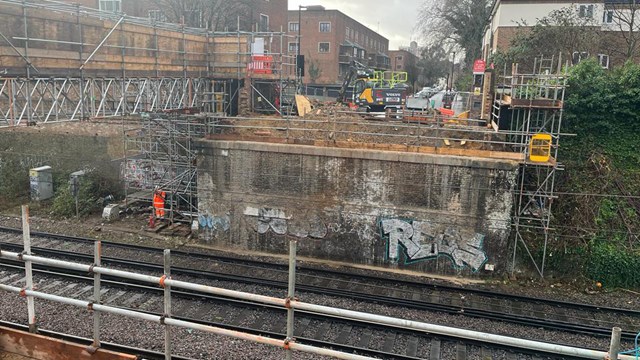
[342,40,365,49]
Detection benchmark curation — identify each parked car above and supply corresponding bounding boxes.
[413,87,437,98]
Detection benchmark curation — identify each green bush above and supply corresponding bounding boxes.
[50,171,119,218]
[587,241,640,288]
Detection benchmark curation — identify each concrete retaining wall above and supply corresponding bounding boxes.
[196,140,519,276]
[0,127,122,202]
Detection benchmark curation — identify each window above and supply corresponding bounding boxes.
[396,55,403,61]
[572,51,589,65]
[578,4,594,18]
[396,64,402,70]
[598,54,610,69]
[603,10,613,23]
[345,26,350,38]
[318,42,330,53]
[289,22,299,32]
[149,10,166,22]
[319,22,331,32]
[288,42,298,53]
[259,14,269,32]
[99,0,121,12]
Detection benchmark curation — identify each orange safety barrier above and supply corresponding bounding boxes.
[248,55,273,74]
[437,107,455,116]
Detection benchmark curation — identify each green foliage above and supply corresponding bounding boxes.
[587,241,640,288]
[307,57,322,84]
[50,171,119,218]
[0,158,30,207]
[564,59,640,169]
[454,73,473,91]
[417,45,451,87]
[549,59,640,287]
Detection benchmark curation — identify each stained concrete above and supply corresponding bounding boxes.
[0,123,124,203]
[196,140,518,276]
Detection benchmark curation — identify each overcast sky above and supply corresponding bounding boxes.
[288,0,424,50]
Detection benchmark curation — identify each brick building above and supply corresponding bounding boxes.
[287,6,390,85]
[59,0,288,32]
[483,0,639,67]
[388,49,417,72]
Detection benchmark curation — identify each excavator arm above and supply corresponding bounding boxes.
[337,60,374,104]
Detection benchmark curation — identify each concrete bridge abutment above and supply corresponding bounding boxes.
[195,140,518,276]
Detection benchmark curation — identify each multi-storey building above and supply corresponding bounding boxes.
[388,49,418,72]
[59,0,288,32]
[287,6,390,85]
[483,0,639,67]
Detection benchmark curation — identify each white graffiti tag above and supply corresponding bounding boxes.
[245,207,328,239]
[381,219,487,271]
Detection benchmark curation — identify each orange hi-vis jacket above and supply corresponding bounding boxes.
[153,191,166,218]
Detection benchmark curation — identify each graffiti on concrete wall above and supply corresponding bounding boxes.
[245,207,328,239]
[380,218,487,271]
[199,213,231,232]
[122,159,173,189]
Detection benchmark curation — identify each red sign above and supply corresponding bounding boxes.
[473,59,486,74]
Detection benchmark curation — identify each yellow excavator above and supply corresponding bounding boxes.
[337,60,408,112]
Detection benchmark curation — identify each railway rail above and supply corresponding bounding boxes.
[1,256,583,359]
[0,226,637,359]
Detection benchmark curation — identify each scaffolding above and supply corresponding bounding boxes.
[492,56,567,277]
[0,0,298,125]
[124,114,205,222]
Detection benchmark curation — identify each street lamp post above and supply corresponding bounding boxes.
[450,51,456,91]
[297,5,306,90]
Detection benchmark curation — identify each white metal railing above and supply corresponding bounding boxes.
[0,205,631,360]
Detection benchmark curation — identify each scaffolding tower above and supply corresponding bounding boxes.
[492,56,567,277]
[124,114,205,222]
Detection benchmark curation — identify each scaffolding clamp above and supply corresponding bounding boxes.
[283,337,294,350]
[19,288,27,297]
[159,275,168,288]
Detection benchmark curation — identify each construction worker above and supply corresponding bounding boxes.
[153,188,166,218]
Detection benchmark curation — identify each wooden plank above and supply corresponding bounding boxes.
[0,326,137,360]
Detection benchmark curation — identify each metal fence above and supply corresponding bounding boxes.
[0,205,632,360]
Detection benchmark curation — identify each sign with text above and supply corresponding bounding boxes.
[473,59,486,74]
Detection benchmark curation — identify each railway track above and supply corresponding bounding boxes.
[0,260,577,359]
[0,226,638,357]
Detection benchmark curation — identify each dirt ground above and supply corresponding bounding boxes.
[211,103,506,151]
[0,352,34,360]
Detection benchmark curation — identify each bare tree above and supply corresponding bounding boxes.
[149,0,253,31]
[492,7,603,71]
[605,0,640,60]
[417,0,492,65]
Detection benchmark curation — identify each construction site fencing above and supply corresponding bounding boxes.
[0,205,632,360]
